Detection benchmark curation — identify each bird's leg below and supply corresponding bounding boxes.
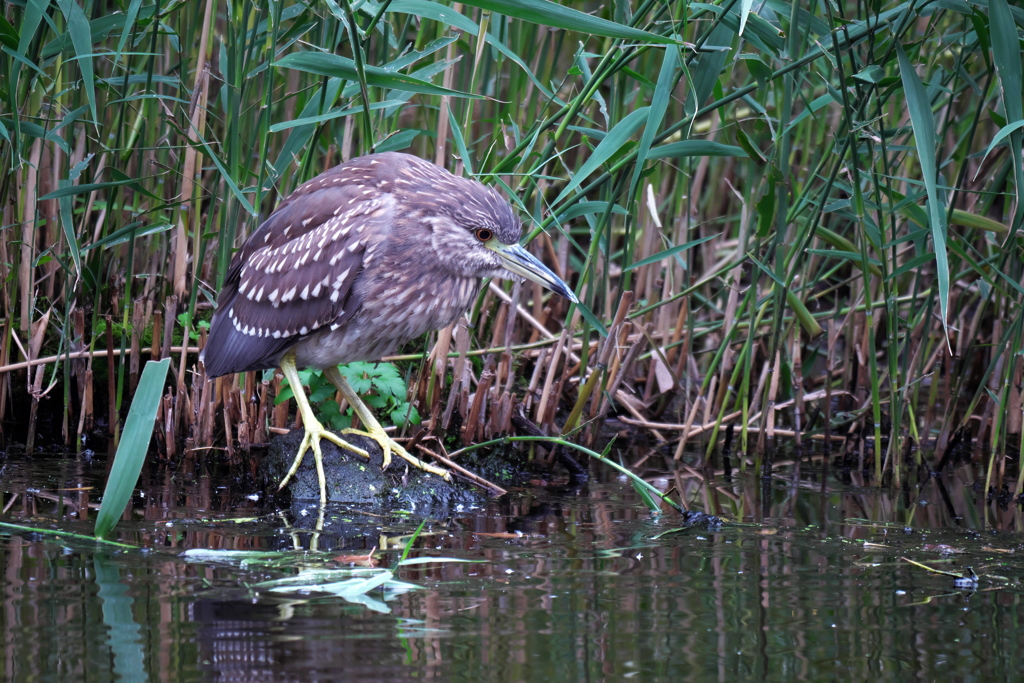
[323,366,450,480]
[278,351,370,504]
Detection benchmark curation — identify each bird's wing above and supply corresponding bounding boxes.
[202,177,392,377]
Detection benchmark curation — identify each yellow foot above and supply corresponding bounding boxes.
[278,419,370,504]
[341,424,451,480]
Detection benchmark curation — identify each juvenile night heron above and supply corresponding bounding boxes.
[201,152,577,503]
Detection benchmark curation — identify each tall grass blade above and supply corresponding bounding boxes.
[10,0,49,159]
[553,106,649,205]
[274,52,481,98]
[17,0,48,56]
[687,24,731,113]
[981,120,1024,165]
[458,0,675,43]
[192,128,257,216]
[94,359,170,539]
[897,43,950,343]
[113,0,143,64]
[56,180,81,278]
[575,301,608,337]
[55,0,97,123]
[629,44,680,199]
[989,0,1024,229]
[624,234,718,271]
[387,2,556,98]
[648,140,747,159]
[271,78,344,179]
[631,477,661,513]
[446,104,474,175]
[389,0,478,33]
[39,178,149,200]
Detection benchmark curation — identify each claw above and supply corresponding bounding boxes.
[325,366,449,481]
[342,424,449,479]
[278,418,369,504]
[276,353,450,505]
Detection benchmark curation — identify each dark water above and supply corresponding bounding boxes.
[2,449,1023,681]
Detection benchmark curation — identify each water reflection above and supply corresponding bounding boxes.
[1,450,1022,680]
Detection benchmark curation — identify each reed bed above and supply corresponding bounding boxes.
[1,0,1022,493]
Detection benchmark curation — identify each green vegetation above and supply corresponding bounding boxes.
[1,0,1023,498]
[93,356,169,538]
[276,361,422,431]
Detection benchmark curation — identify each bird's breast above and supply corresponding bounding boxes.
[288,274,479,369]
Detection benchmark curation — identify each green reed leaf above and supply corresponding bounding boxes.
[55,0,97,123]
[274,51,481,98]
[989,0,1024,226]
[94,359,170,540]
[898,43,949,342]
[458,0,675,43]
[553,107,649,206]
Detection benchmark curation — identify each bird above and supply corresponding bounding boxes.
[201,151,578,504]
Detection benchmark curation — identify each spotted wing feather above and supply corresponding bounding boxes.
[203,170,391,377]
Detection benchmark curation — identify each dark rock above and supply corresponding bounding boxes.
[260,429,488,513]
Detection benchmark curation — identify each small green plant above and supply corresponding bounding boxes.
[274,361,420,431]
[176,312,210,341]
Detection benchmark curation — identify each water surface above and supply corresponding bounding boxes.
[1,449,1021,681]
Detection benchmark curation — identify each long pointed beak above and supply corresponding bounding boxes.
[492,243,578,303]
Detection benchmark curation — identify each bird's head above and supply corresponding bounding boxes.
[421,172,578,304]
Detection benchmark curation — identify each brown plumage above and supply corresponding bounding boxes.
[201,151,576,503]
[203,152,525,376]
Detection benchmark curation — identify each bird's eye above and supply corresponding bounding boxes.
[475,228,493,242]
